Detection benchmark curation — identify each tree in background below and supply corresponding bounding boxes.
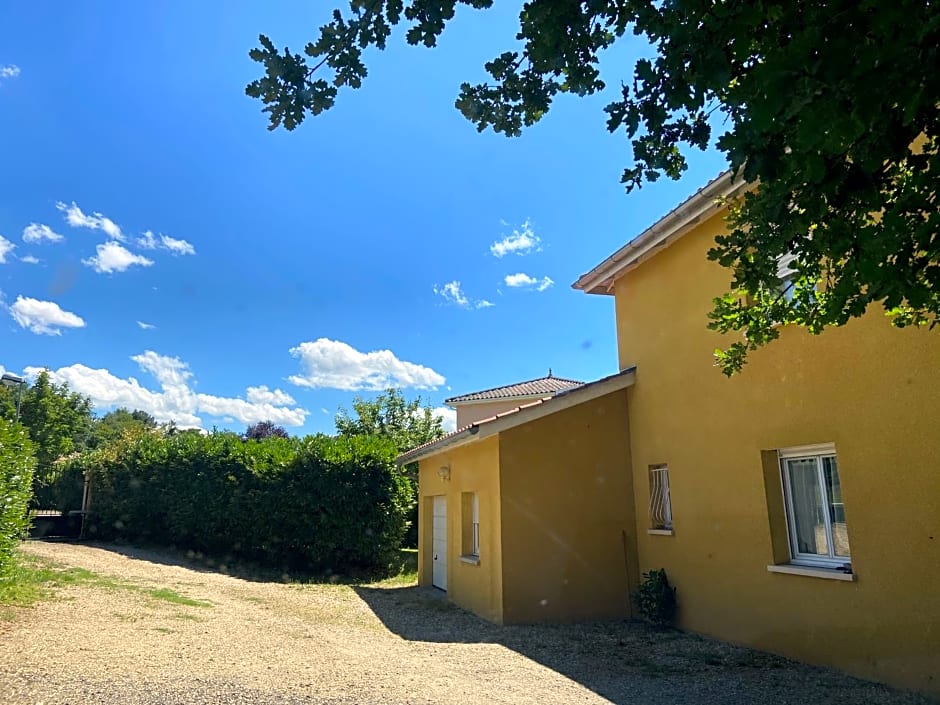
[335,388,444,454]
[336,388,445,547]
[245,420,291,440]
[91,408,158,448]
[0,371,94,496]
[247,2,940,373]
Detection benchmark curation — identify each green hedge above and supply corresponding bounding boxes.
[60,430,411,575]
[0,420,36,578]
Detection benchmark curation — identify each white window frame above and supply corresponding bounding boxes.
[471,493,480,558]
[779,443,851,570]
[648,465,673,531]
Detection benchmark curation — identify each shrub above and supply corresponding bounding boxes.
[632,568,677,628]
[60,429,410,576]
[0,420,36,578]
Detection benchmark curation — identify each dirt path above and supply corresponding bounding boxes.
[0,542,933,705]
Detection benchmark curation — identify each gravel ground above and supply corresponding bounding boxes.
[0,541,934,705]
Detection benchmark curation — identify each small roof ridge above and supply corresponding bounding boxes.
[444,374,583,404]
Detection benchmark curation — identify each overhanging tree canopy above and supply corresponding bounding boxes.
[246,1,940,373]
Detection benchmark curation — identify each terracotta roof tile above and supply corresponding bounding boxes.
[444,374,583,404]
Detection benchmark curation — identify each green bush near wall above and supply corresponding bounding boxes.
[58,431,410,576]
[0,420,36,578]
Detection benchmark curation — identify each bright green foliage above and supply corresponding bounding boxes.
[335,388,444,546]
[335,388,444,454]
[632,568,677,628]
[0,420,36,579]
[248,2,940,373]
[90,408,158,449]
[0,371,94,498]
[59,430,410,575]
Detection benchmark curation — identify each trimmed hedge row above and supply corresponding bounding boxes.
[0,420,36,578]
[60,430,411,575]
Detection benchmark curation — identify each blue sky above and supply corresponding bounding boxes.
[0,2,725,434]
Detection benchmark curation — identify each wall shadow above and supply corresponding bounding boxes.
[352,585,935,705]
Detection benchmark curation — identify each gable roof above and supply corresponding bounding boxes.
[399,368,635,465]
[444,374,583,404]
[573,170,746,296]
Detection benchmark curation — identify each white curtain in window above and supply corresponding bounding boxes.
[786,458,828,556]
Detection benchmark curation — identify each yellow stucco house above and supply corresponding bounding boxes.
[399,171,940,695]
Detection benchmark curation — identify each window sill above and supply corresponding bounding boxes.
[459,555,480,566]
[647,529,674,536]
[766,564,856,581]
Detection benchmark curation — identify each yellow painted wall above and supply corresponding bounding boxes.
[454,399,541,429]
[498,391,638,624]
[417,436,504,623]
[612,212,940,694]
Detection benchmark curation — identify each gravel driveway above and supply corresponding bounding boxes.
[0,541,933,705]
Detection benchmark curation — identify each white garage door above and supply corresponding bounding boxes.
[432,495,447,591]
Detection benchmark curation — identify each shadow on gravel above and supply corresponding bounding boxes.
[353,585,937,705]
[72,541,413,585]
[52,541,291,583]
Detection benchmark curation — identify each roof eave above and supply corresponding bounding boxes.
[445,392,557,406]
[396,368,636,465]
[397,426,480,466]
[572,171,745,296]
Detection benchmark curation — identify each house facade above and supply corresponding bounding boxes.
[403,372,638,624]
[401,172,940,695]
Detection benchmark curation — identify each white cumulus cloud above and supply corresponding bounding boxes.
[0,235,15,263]
[137,230,196,256]
[195,392,306,427]
[29,351,309,429]
[288,338,445,391]
[137,231,158,249]
[433,281,494,310]
[10,296,86,336]
[136,320,156,330]
[246,385,296,406]
[131,350,192,387]
[490,220,541,258]
[504,272,554,291]
[83,241,153,274]
[433,406,457,433]
[20,255,40,265]
[0,65,20,80]
[56,201,125,241]
[158,234,195,256]
[434,280,470,307]
[22,223,64,244]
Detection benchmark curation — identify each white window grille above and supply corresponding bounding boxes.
[471,493,480,557]
[461,492,480,559]
[649,465,673,530]
[776,253,798,301]
[779,444,851,570]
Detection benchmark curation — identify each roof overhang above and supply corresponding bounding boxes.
[446,393,555,407]
[572,171,746,296]
[397,367,636,466]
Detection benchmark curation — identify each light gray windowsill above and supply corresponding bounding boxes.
[459,555,480,566]
[766,564,856,581]
[647,528,674,536]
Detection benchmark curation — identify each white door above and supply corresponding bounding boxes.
[432,495,447,591]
